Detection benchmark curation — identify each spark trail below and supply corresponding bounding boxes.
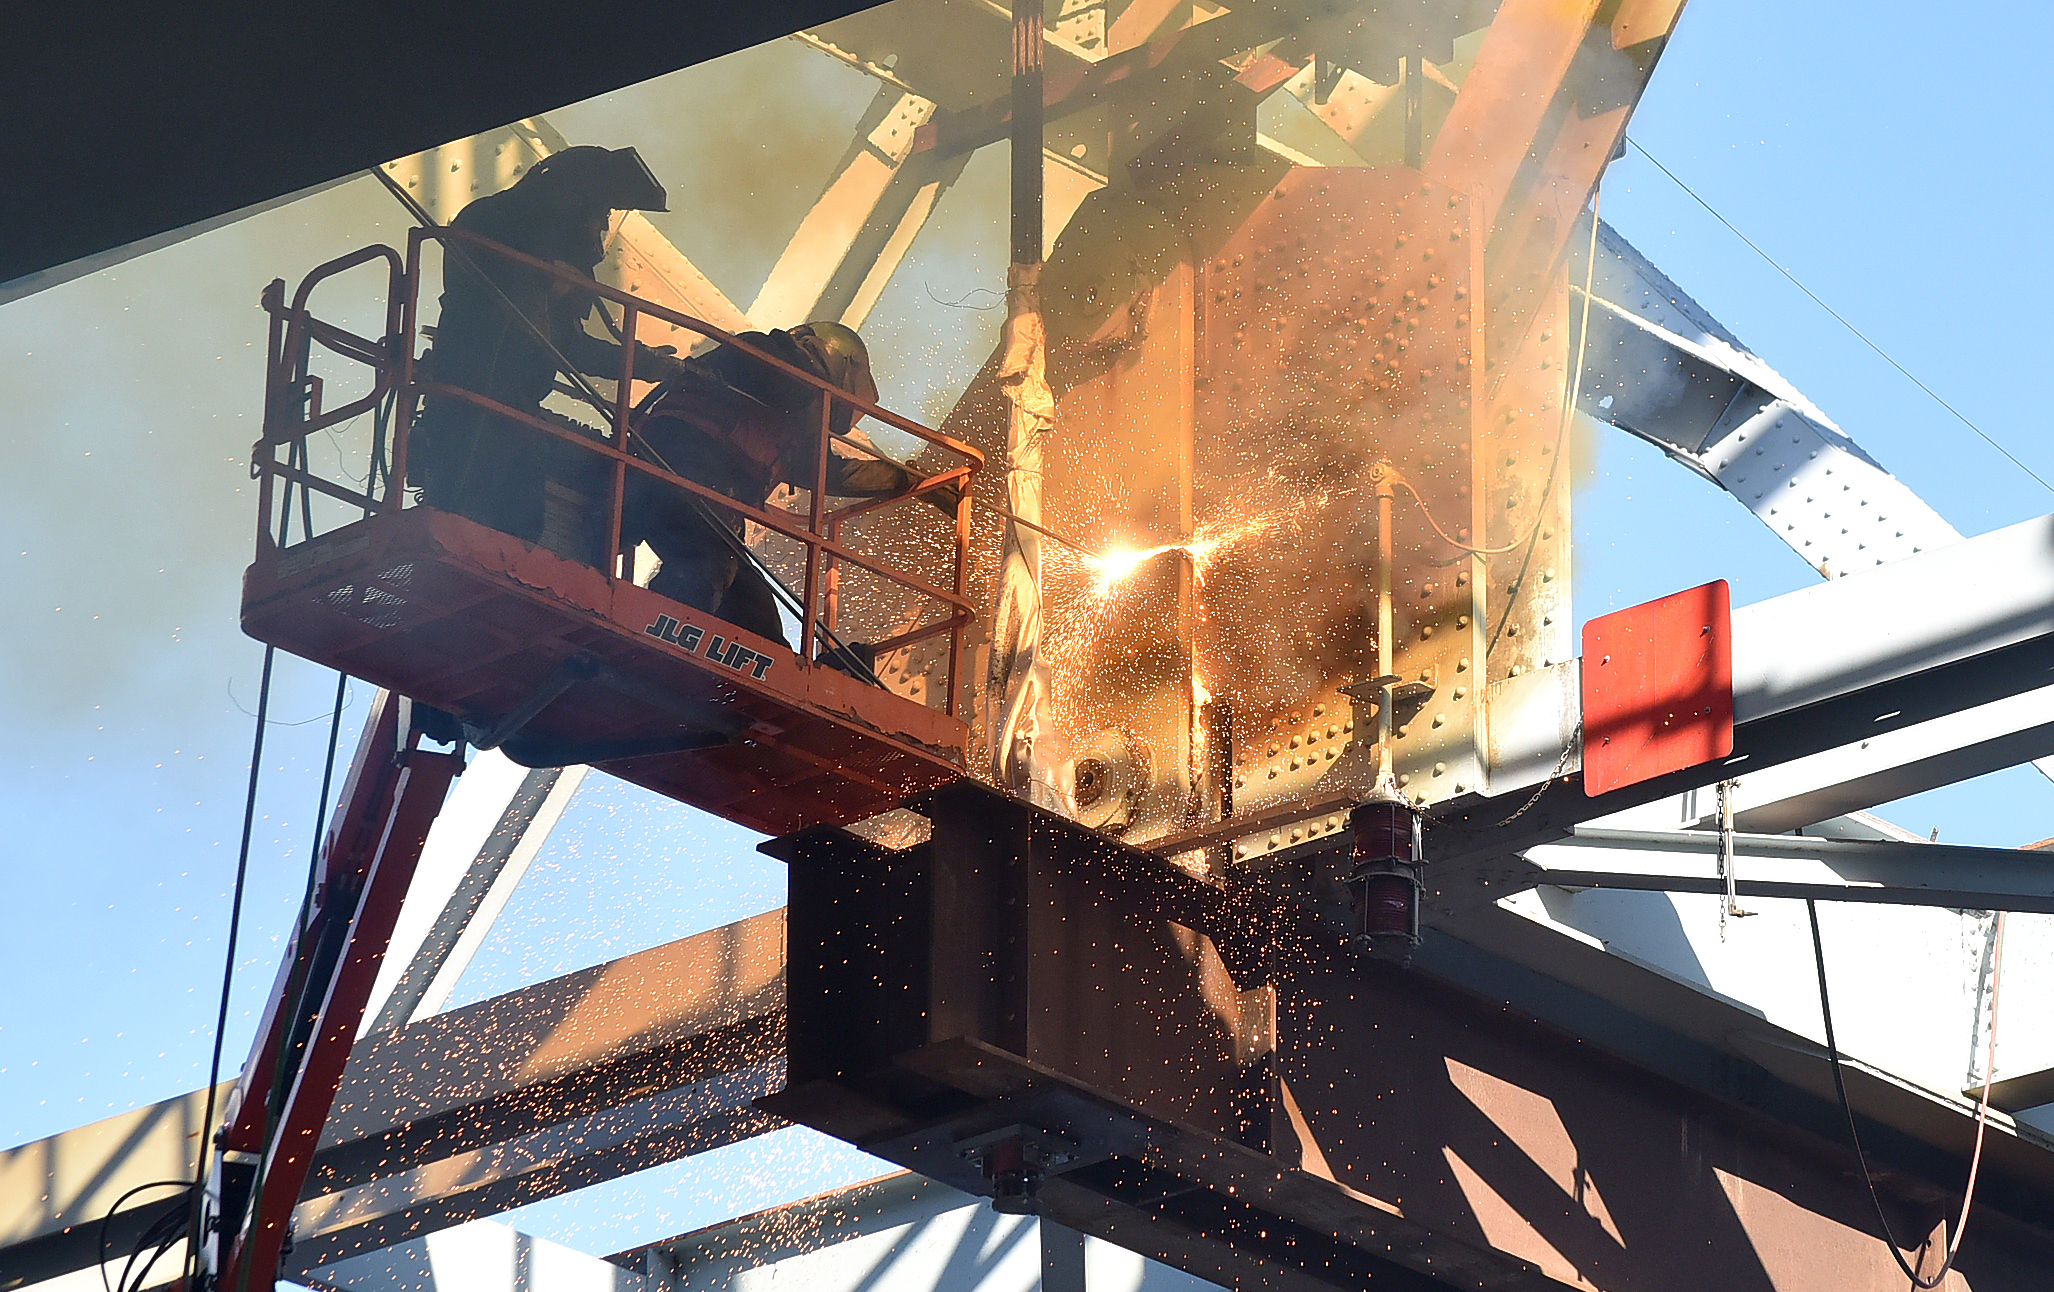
[1083,511,1285,598]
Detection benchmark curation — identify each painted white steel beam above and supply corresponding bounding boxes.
[747,84,948,330]
[363,754,585,1035]
[1522,827,2054,913]
[308,1220,646,1292]
[1714,509,2054,726]
[1702,684,2054,835]
[1577,221,1961,579]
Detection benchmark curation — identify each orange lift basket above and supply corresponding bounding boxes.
[241,230,981,835]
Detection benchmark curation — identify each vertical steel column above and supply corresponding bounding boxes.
[1010,1,1045,268]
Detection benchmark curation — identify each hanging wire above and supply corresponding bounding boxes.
[182,642,278,1291]
[1627,138,2054,499]
[115,1196,194,1292]
[1807,899,2004,1287]
[1488,187,1602,657]
[98,1181,191,1292]
[1387,473,1524,555]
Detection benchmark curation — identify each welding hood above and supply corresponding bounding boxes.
[524,145,668,212]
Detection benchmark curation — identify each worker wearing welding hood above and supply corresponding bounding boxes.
[410,145,690,565]
[625,321,958,673]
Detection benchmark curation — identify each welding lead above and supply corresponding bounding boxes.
[1349,793,1424,960]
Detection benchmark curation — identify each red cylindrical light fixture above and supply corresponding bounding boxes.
[1350,797,1423,958]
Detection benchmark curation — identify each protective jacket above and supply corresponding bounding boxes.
[631,328,916,510]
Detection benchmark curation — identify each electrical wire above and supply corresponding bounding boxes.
[98,1181,191,1292]
[1386,473,1524,555]
[213,673,354,1292]
[1488,188,1601,657]
[116,1195,194,1292]
[181,643,277,1292]
[1807,899,2003,1288]
[1627,138,2054,499]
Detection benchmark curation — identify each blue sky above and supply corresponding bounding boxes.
[6,0,2054,1256]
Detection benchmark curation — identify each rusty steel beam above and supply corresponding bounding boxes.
[311,909,784,1195]
[765,781,2054,1291]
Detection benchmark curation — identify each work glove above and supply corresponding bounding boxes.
[921,474,965,517]
[639,344,690,385]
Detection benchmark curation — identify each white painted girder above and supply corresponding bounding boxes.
[1526,827,2054,913]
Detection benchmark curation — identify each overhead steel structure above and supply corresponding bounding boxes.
[13,1,2054,1291]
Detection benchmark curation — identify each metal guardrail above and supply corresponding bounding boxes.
[253,227,983,718]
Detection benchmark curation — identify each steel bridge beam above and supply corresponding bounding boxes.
[767,782,2054,1291]
[1576,221,1961,578]
[0,912,784,1291]
[1430,510,2054,861]
[1514,826,2054,913]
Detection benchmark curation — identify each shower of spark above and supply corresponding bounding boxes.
[1084,511,1286,598]
[1085,541,1184,596]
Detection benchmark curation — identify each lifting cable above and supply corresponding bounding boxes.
[180,642,277,1292]
[1807,899,2004,1288]
[1627,139,2054,499]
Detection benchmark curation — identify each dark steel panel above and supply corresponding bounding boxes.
[3,2,884,292]
[771,782,2054,1290]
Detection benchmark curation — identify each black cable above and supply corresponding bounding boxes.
[182,643,278,1292]
[99,1181,191,1292]
[1806,899,1962,1288]
[1627,137,2054,499]
[118,1197,194,1292]
[303,673,350,923]
[217,672,349,1292]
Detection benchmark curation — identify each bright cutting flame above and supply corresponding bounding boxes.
[1086,542,1183,595]
[1084,512,1284,598]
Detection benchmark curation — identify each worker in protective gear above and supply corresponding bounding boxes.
[626,321,959,667]
[410,145,690,565]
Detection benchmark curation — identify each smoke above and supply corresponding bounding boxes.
[546,38,884,315]
[0,173,401,734]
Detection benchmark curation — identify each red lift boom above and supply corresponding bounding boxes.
[202,230,982,1292]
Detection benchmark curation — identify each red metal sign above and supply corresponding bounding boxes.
[1581,580,1733,796]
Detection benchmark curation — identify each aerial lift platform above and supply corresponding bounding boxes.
[205,226,981,1292]
[241,230,980,835]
